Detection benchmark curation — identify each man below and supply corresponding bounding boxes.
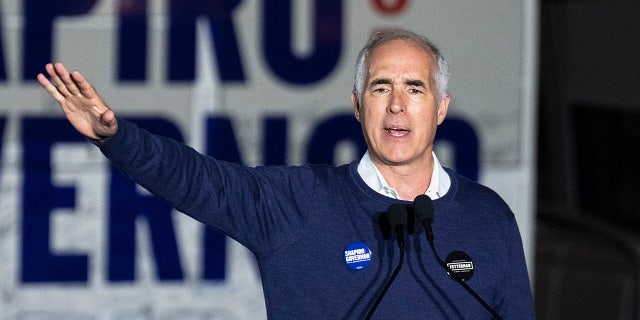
[38,29,535,319]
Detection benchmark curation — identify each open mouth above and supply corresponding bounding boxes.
[385,127,410,137]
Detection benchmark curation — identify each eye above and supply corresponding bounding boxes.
[408,88,423,94]
[372,87,389,94]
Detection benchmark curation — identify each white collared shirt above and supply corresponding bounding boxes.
[357,151,451,200]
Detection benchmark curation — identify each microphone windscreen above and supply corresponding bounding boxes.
[413,194,434,222]
[386,203,408,229]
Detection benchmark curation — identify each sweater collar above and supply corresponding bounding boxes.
[356,151,450,201]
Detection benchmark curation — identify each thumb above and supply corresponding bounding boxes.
[96,109,118,138]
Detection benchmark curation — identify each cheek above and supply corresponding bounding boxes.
[358,106,381,126]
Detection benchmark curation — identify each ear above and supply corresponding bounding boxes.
[351,90,361,122]
[436,93,450,125]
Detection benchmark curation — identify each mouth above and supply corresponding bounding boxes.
[385,127,410,137]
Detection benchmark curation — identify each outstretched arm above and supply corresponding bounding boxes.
[37,62,118,141]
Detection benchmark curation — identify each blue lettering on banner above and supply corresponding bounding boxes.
[263,117,288,165]
[206,117,244,164]
[167,0,245,82]
[16,0,343,84]
[0,12,5,80]
[117,0,148,81]
[263,0,343,84]
[306,114,367,164]
[22,0,98,80]
[0,116,5,167]
[435,118,479,181]
[21,118,89,282]
[118,0,246,81]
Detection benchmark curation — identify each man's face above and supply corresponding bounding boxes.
[352,39,449,168]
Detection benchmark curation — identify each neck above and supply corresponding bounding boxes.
[374,156,434,200]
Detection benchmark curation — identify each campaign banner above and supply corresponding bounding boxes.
[0,0,537,318]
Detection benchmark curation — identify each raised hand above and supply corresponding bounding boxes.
[37,62,118,141]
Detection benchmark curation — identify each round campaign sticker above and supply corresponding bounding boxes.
[344,242,373,271]
[445,251,474,282]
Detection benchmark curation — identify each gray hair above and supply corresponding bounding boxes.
[353,29,450,104]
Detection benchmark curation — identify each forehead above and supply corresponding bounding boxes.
[367,39,435,81]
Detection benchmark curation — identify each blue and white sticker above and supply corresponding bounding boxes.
[344,242,372,270]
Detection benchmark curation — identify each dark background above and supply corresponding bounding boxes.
[535,0,640,318]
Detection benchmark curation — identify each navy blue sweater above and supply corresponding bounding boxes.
[100,119,535,319]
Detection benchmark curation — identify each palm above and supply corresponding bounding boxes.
[37,62,117,140]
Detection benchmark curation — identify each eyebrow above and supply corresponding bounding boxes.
[369,78,392,87]
[368,78,427,88]
[405,79,426,88]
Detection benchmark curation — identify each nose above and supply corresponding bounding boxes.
[388,90,405,114]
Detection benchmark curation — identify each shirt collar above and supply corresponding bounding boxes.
[357,151,450,200]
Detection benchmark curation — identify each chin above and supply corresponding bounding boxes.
[381,153,413,165]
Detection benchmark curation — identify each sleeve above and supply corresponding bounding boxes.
[97,118,314,256]
[495,212,537,319]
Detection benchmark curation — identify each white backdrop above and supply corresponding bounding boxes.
[0,0,537,318]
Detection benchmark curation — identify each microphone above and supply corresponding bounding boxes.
[387,203,408,249]
[413,195,504,320]
[413,194,434,242]
[364,204,408,320]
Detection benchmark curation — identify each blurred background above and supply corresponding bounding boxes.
[535,0,640,318]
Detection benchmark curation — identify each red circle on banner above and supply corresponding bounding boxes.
[372,0,408,15]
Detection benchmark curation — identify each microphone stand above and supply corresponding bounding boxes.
[426,236,504,320]
[363,236,405,320]
[364,204,407,320]
[414,194,503,320]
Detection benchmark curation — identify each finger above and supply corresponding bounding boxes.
[54,62,82,97]
[53,62,82,97]
[37,72,65,102]
[70,70,99,100]
[70,70,111,115]
[45,63,72,97]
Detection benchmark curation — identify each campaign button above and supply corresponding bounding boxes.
[344,242,372,270]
